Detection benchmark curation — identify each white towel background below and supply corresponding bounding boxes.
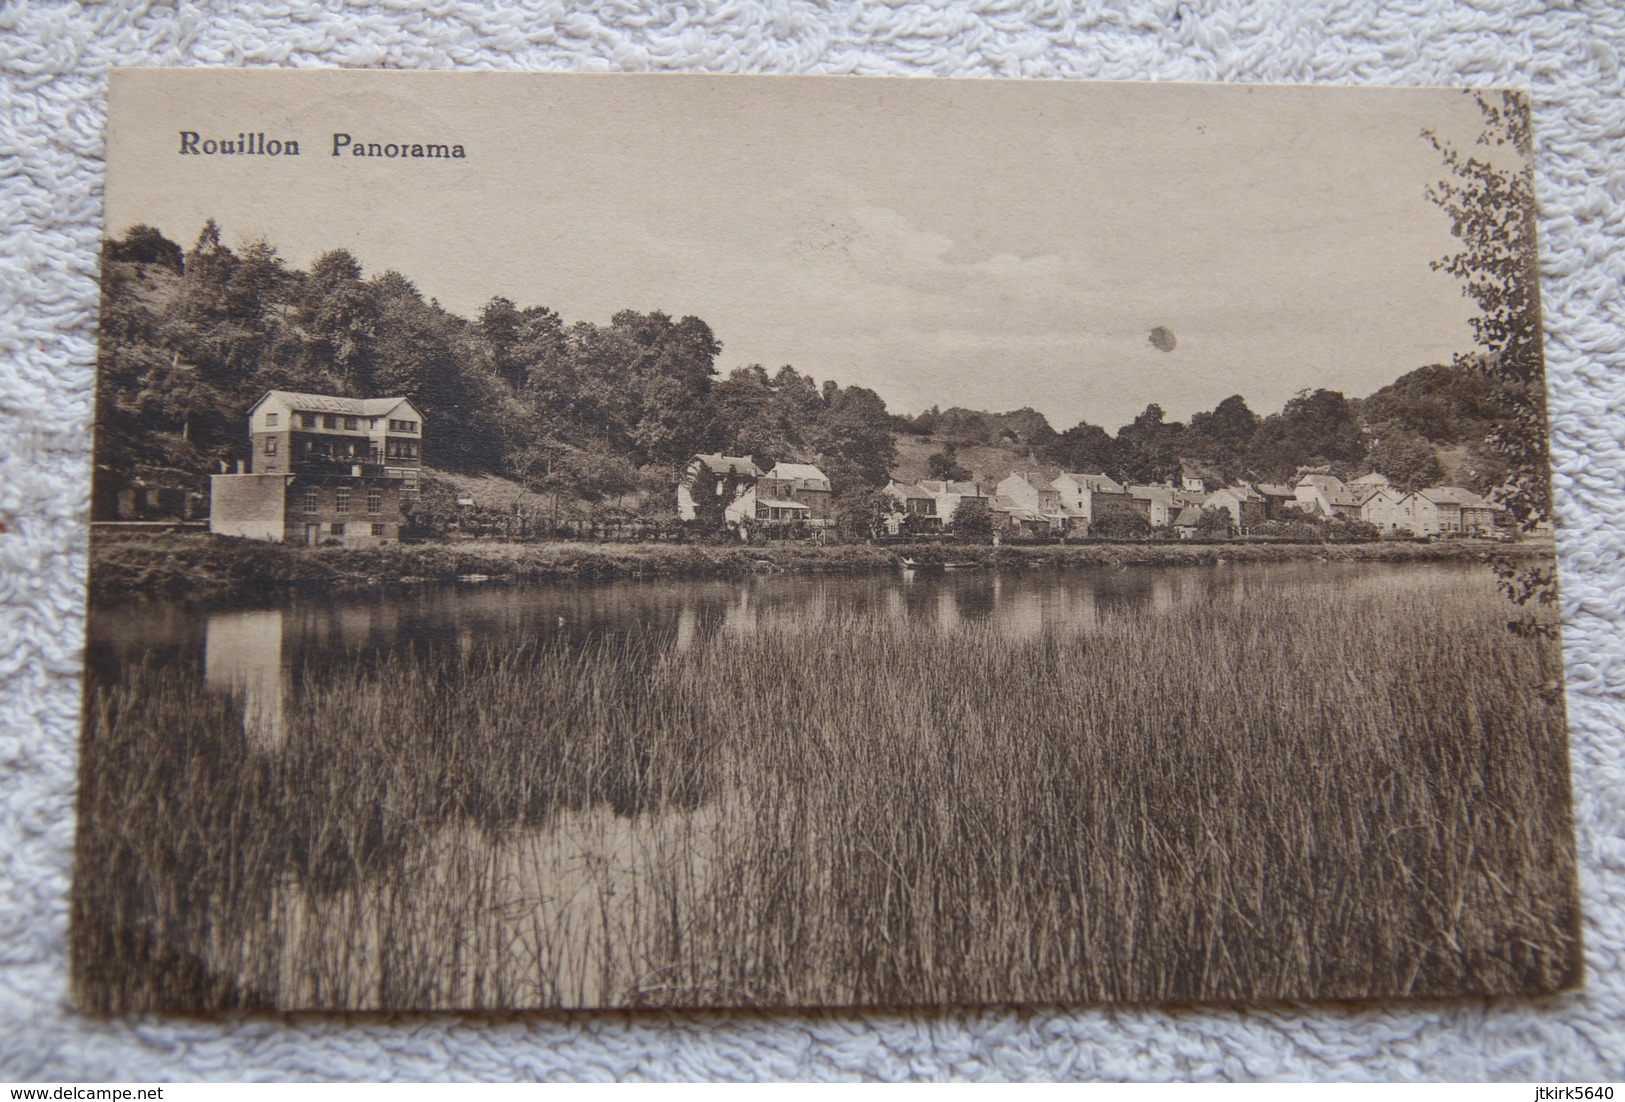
[2,1,1623,1082]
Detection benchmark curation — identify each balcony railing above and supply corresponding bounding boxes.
[294,457,417,481]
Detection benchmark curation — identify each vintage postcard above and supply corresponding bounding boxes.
[77,70,1580,1012]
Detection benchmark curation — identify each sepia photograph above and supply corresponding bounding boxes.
[74,69,1580,1013]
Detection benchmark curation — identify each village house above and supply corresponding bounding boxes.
[1173,504,1203,539]
[883,480,940,534]
[1254,482,1299,521]
[1292,473,1347,518]
[1400,486,1504,536]
[988,492,1049,534]
[742,461,835,530]
[1051,471,1125,529]
[1128,484,1208,528]
[917,479,987,525]
[996,472,1067,531]
[209,390,421,546]
[762,462,835,521]
[1128,485,1176,528]
[1360,486,1411,532]
[1088,490,1153,532]
[246,390,424,483]
[1202,485,1267,531]
[676,453,763,524]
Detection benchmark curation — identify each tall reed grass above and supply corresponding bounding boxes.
[72,565,1579,1011]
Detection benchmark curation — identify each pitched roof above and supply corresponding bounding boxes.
[1128,485,1175,505]
[1255,483,1296,497]
[769,462,830,483]
[1349,472,1392,486]
[691,453,763,477]
[1174,505,1202,527]
[887,480,933,500]
[756,496,810,511]
[1296,474,1345,492]
[1056,471,1125,494]
[255,390,415,417]
[990,493,1030,514]
[1418,486,1500,508]
[919,479,983,496]
[1328,487,1381,507]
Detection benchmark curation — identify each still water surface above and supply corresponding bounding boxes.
[87,560,1469,744]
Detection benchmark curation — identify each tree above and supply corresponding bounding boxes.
[104,224,184,271]
[947,498,994,541]
[1425,91,1547,528]
[1090,510,1152,540]
[1365,426,1445,492]
[926,446,971,482]
[835,487,893,541]
[1114,403,1184,484]
[1248,389,1365,479]
[1046,418,1118,476]
[1186,394,1261,480]
[1426,91,1554,629]
[1195,506,1232,539]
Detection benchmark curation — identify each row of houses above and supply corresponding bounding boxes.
[682,452,1509,539]
[196,395,1516,548]
[914,467,1506,537]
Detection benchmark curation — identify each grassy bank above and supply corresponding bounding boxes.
[88,529,1551,605]
[73,565,1578,1011]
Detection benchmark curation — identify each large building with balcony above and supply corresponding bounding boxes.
[209,390,423,546]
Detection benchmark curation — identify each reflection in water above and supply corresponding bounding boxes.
[203,608,288,747]
[95,561,1478,755]
[77,558,1533,1011]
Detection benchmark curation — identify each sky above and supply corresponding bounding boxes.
[105,71,1504,433]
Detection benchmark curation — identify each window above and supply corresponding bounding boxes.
[264,438,277,455]
[303,488,319,513]
[266,412,278,427]
[366,490,382,514]
[323,414,338,429]
[301,412,319,428]
[371,523,386,537]
[344,416,358,431]
[335,487,351,513]
[389,418,419,433]
[330,522,346,536]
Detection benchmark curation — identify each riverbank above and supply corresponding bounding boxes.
[86,530,1554,606]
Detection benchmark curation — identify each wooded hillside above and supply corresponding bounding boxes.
[96,221,1516,522]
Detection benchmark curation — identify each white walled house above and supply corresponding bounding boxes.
[247,390,423,485]
[1293,474,1346,518]
[676,454,762,523]
[1400,487,1504,536]
[1051,472,1125,528]
[917,479,986,525]
[211,390,420,546]
[1360,487,1411,532]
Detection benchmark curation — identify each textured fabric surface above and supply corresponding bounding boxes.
[2,0,1623,1083]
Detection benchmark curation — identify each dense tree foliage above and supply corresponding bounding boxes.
[1424,91,1548,530]
[1425,90,1555,629]
[95,223,897,515]
[97,211,1534,534]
